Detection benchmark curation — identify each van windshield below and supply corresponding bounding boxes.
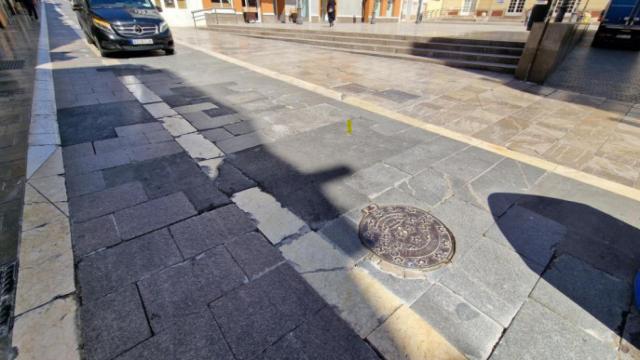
[90,0,155,9]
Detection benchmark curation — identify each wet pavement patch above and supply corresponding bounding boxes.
[0,263,16,337]
[359,204,455,276]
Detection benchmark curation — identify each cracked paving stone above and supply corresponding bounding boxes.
[210,264,325,360]
[113,192,197,240]
[169,204,256,258]
[114,311,234,360]
[138,246,246,332]
[81,284,151,360]
[77,229,182,302]
[224,232,284,279]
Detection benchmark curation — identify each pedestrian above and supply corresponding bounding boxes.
[20,0,37,20]
[327,0,336,27]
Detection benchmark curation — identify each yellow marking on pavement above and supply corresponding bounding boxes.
[346,118,353,135]
[176,39,640,202]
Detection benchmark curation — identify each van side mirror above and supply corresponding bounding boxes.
[156,5,163,12]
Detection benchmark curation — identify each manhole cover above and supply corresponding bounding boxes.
[0,60,25,71]
[359,204,455,274]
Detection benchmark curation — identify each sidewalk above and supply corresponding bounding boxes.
[173,27,640,190]
[9,1,640,359]
[0,11,39,359]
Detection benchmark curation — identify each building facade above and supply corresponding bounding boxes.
[159,0,609,26]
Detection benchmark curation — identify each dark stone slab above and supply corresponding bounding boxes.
[66,171,106,198]
[114,311,234,360]
[224,121,255,136]
[225,232,284,279]
[58,101,155,145]
[69,182,148,223]
[203,105,235,119]
[170,204,256,258]
[212,162,256,196]
[138,246,246,332]
[72,215,120,257]
[210,264,325,359]
[81,285,151,360]
[182,181,230,212]
[375,89,420,103]
[201,128,234,143]
[77,229,182,302]
[432,146,504,183]
[113,192,197,240]
[102,153,221,208]
[263,307,379,360]
[64,149,131,176]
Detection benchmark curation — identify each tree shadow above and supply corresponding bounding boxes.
[488,192,639,353]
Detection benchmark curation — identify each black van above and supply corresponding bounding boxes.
[73,0,174,56]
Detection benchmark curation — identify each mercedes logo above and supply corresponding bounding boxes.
[134,25,143,34]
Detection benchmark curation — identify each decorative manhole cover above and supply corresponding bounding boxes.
[0,60,25,71]
[359,204,455,274]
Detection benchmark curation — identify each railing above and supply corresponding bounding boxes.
[191,6,238,27]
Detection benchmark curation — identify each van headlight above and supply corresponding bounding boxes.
[92,17,114,33]
[159,21,169,32]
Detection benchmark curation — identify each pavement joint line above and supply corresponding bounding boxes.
[176,38,640,203]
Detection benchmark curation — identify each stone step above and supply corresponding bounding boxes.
[235,32,521,65]
[205,24,526,48]
[208,26,524,56]
[319,46,519,73]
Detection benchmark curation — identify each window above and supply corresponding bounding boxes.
[387,0,393,15]
[164,0,175,7]
[506,0,525,13]
[554,0,581,14]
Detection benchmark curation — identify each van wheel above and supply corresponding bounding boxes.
[165,48,175,55]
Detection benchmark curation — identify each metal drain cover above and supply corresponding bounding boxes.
[0,60,25,71]
[359,204,455,272]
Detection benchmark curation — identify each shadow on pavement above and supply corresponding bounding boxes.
[489,192,639,353]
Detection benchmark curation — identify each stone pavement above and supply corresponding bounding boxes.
[546,31,640,104]
[0,11,39,359]
[173,27,640,190]
[9,1,640,359]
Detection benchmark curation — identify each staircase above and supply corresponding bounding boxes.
[205,24,525,73]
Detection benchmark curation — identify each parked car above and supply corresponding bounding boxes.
[72,0,174,56]
[592,0,640,50]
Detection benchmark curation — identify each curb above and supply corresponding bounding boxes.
[11,1,81,359]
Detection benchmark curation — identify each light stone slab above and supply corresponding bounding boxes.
[173,102,219,114]
[301,267,403,338]
[125,83,162,104]
[30,147,64,179]
[491,299,617,360]
[411,283,503,360]
[12,297,81,360]
[176,133,224,160]
[280,231,353,271]
[232,187,306,245]
[144,102,177,118]
[22,201,68,233]
[367,305,465,360]
[198,158,224,179]
[15,219,75,315]
[29,175,68,203]
[26,145,57,179]
[158,115,197,137]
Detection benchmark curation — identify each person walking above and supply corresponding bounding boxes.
[327,0,336,27]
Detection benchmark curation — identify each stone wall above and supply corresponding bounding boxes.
[515,21,588,83]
